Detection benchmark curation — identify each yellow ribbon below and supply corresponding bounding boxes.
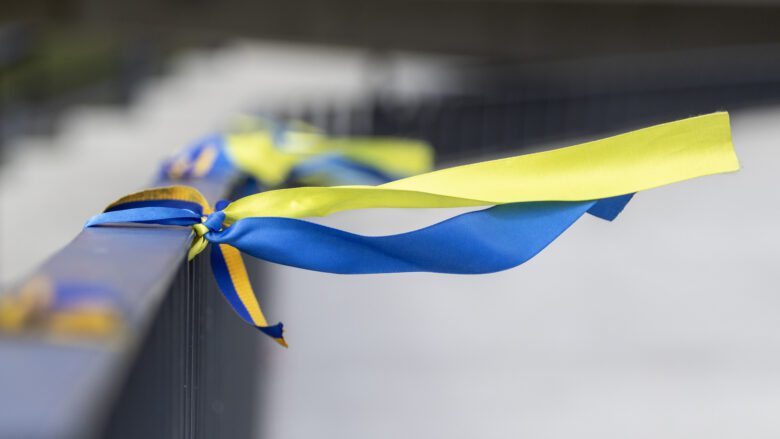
[223,123,433,187]
[222,112,738,222]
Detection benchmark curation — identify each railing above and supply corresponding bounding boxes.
[0,176,247,438]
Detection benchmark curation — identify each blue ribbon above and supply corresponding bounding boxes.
[204,195,633,274]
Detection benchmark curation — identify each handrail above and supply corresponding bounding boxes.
[0,176,238,439]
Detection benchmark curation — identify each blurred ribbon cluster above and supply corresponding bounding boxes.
[158,115,433,187]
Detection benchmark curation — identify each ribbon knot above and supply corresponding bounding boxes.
[190,203,230,260]
[202,210,226,233]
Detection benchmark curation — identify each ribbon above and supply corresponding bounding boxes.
[159,116,434,187]
[86,112,739,346]
[0,276,126,342]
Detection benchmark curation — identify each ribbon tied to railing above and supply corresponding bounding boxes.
[85,112,740,347]
[158,115,435,187]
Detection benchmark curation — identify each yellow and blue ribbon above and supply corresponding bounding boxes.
[87,112,739,347]
[0,276,127,342]
[158,116,434,187]
[85,186,288,346]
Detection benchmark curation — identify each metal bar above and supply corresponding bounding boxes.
[0,177,237,439]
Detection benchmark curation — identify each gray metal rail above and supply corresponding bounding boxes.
[0,177,245,439]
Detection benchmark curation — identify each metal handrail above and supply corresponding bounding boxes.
[0,176,239,439]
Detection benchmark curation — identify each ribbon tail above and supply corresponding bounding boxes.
[587,193,635,221]
[210,243,287,347]
[85,207,203,228]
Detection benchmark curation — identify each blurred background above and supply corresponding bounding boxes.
[2,1,780,438]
